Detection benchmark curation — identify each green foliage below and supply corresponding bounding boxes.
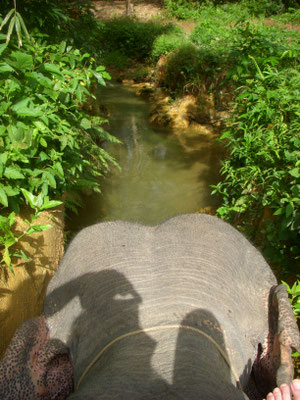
[127,66,152,82]
[158,43,202,93]
[100,50,131,70]
[164,0,299,19]
[282,280,300,322]
[98,18,180,61]
[0,5,31,47]
[282,279,300,357]
[190,18,233,50]
[213,59,300,275]
[274,8,300,23]
[155,14,300,275]
[0,1,120,273]
[0,38,118,217]
[0,190,62,273]
[151,29,187,60]
[1,0,101,55]
[163,0,202,20]
[240,0,284,16]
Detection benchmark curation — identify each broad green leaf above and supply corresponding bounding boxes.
[4,167,25,179]
[3,247,11,268]
[80,118,91,130]
[273,208,283,216]
[43,171,56,188]
[8,212,15,227]
[21,188,36,208]
[13,106,43,117]
[102,71,111,80]
[8,125,25,143]
[9,52,33,70]
[35,193,44,209]
[33,120,48,133]
[31,169,43,177]
[0,62,14,73]
[39,137,47,147]
[27,224,52,234]
[96,65,106,72]
[0,101,12,111]
[59,41,66,53]
[3,185,19,196]
[0,43,7,55]
[0,152,8,165]
[11,98,30,111]
[5,237,16,248]
[59,136,69,150]
[0,164,3,178]
[40,152,49,161]
[0,185,8,207]
[92,71,105,86]
[285,203,294,218]
[289,168,300,178]
[41,199,63,210]
[69,55,75,69]
[43,63,64,77]
[54,162,64,178]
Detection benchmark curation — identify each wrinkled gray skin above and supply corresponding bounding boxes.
[1,214,299,400]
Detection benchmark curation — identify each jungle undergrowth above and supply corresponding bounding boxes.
[0,0,120,273]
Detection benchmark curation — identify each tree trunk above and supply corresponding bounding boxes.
[125,0,133,15]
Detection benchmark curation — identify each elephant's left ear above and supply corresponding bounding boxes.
[35,338,74,399]
[273,284,300,386]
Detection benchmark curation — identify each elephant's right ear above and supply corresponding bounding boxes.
[272,284,300,387]
[253,284,300,397]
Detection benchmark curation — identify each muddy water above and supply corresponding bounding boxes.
[67,83,224,230]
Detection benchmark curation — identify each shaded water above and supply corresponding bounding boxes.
[68,83,224,229]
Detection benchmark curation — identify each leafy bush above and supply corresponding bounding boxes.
[0,2,120,272]
[151,28,187,60]
[157,17,300,275]
[190,19,233,50]
[0,191,62,273]
[283,280,300,323]
[213,62,300,276]
[240,0,285,16]
[98,17,180,61]
[1,0,97,41]
[100,50,131,69]
[158,43,201,93]
[164,0,299,19]
[274,8,300,24]
[0,37,119,215]
[163,0,202,19]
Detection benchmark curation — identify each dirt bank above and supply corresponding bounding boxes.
[0,206,64,358]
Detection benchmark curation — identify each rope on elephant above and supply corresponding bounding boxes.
[77,324,243,391]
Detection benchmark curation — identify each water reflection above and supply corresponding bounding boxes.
[68,83,223,229]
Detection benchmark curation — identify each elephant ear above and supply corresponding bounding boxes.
[34,338,74,400]
[0,316,73,400]
[273,284,300,386]
[253,284,300,397]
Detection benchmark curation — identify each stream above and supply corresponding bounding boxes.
[67,83,224,231]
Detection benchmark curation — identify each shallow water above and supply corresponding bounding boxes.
[67,83,224,230]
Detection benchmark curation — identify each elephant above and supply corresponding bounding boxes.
[0,213,299,399]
